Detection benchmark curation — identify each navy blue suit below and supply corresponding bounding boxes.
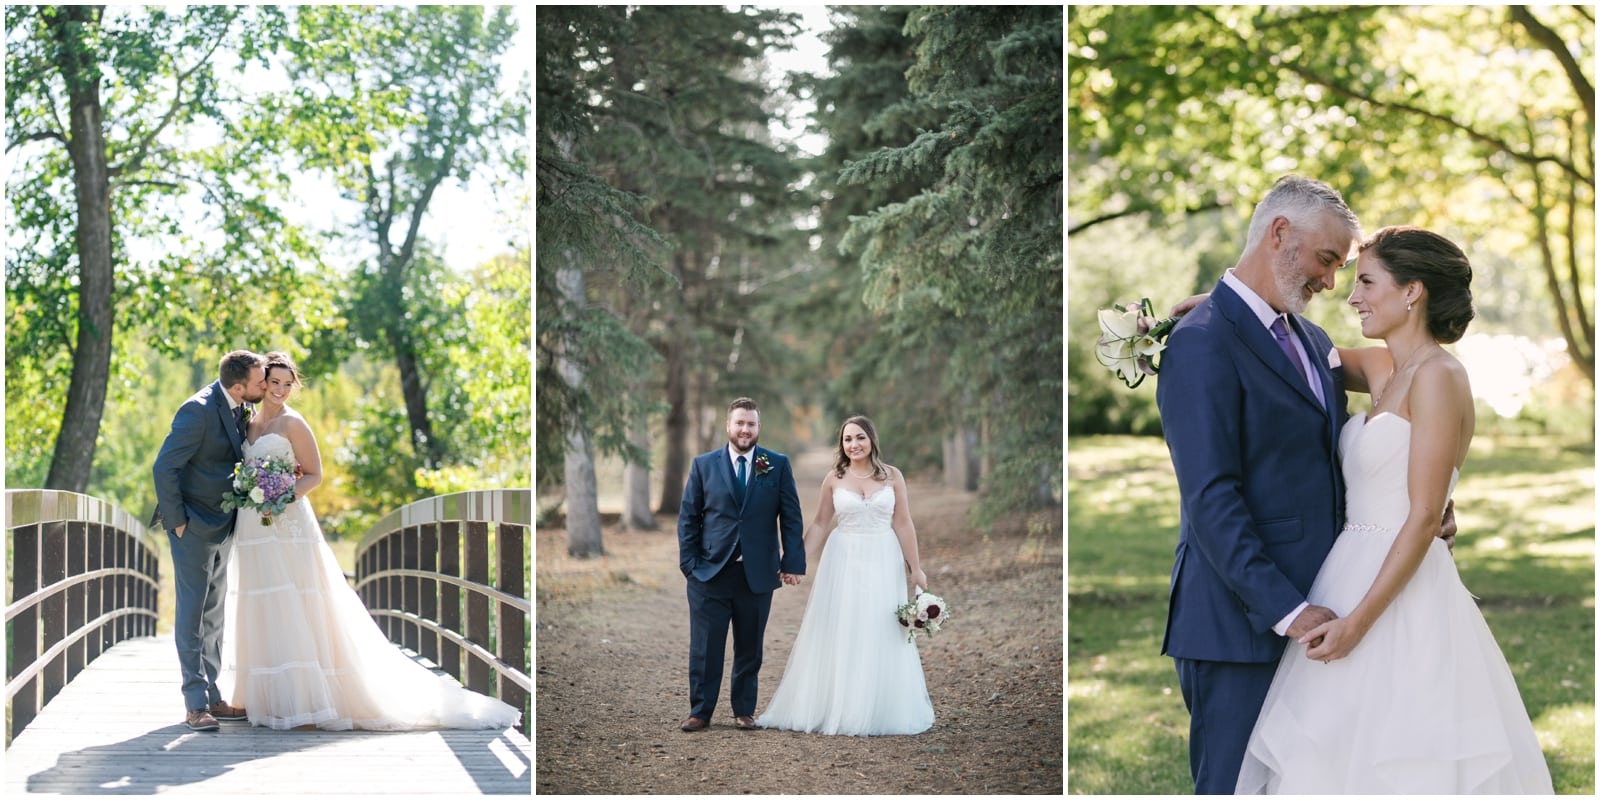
[677,445,804,721]
[1155,280,1347,793]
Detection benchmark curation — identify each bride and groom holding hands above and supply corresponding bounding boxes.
[677,398,936,736]
[152,349,519,733]
[1156,176,1553,793]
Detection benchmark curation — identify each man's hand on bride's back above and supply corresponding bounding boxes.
[1438,499,1457,554]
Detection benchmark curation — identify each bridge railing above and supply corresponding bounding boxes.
[5,490,161,745]
[354,489,530,733]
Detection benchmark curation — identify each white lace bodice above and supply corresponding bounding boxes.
[1339,412,1458,533]
[832,485,895,535]
[243,431,296,463]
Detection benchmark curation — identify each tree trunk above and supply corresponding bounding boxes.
[563,428,604,557]
[45,5,113,495]
[558,265,604,557]
[657,340,688,515]
[942,423,980,492]
[622,407,657,530]
[383,320,444,469]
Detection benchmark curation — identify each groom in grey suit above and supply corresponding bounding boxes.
[152,350,265,731]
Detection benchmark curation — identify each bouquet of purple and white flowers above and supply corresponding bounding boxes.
[895,588,951,643]
[222,454,298,525]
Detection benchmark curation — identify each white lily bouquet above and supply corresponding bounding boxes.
[1096,297,1178,388]
[895,588,950,643]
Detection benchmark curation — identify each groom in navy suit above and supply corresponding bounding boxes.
[1156,177,1360,793]
[677,397,805,732]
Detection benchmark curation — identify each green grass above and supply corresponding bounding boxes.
[1068,434,1595,794]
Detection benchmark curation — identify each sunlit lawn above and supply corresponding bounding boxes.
[1068,433,1595,794]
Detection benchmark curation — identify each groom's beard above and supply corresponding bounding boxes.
[1273,243,1315,315]
[728,434,758,454]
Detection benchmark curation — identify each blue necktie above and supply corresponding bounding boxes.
[736,455,747,501]
[1271,316,1310,388]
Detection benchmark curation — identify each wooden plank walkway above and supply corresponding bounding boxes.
[6,636,531,796]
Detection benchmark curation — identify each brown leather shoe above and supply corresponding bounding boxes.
[679,716,708,732]
[186,710,220,731]
[208,701,247,721]
[734,715,757,730]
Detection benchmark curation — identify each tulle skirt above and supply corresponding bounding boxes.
[1236,526,1553,793]
[755,525,933,736]
[220,498,521,731]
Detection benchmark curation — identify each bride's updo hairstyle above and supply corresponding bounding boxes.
[263,351,304,392]
[832,415,888,481]
[1358,226,1476,344]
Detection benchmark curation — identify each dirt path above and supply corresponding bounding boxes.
[535,450,1063,794]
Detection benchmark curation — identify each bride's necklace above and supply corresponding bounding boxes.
[848,466,875,479]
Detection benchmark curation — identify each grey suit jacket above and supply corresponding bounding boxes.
[151,380,246,543]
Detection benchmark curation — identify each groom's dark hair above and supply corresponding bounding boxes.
[728,397,760,417]
[219,350,263,389]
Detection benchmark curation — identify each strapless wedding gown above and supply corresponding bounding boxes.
[221,432,520,731]
[1236,412,1553,793]
[756,485,934,735]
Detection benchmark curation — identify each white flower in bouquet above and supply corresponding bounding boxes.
[1096,297,1177,389]
[249,487,265,503]
[896,588,951,643]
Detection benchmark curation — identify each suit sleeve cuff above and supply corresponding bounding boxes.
[1273,602,1309,637]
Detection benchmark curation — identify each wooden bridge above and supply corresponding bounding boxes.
[5,489,532,796]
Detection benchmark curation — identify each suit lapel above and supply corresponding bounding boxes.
[215,382,244,459]
[1214,284,1324,412]
[1284,315,1331,418]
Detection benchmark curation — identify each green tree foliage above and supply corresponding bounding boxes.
[535,6,671,493]
[275,5,522,474]
[792,6,950,470]
[1070,6,1594,395]
[6,5,337,493]
[536,6,804,523]
[836,6,1064,521]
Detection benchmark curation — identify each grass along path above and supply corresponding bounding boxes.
[1067,433,1594,794]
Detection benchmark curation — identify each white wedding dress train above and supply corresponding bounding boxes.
[756,486,934,735]
[1235,412,1553,793]
[220,432,520,731]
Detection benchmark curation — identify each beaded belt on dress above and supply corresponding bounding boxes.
[1341,522,1389,534]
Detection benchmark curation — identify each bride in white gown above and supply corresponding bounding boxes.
[221,352,520,731]
[756,416,934,735]
[1236,227,1552,793]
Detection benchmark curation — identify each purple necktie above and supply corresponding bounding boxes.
[1270,316,1310,388]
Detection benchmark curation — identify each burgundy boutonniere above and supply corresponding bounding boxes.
[753,453,772,477]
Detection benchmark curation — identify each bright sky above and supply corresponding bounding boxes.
[769,5,836,157]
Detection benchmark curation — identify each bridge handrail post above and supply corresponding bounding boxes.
[5,489,162,746]
[354,489,530,734]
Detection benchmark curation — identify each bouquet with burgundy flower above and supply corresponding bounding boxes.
[222,454,298,525]
[895,588,951,643]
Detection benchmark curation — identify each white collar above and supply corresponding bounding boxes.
[222,385,242,412]
[1223,269,1289,331]
[727,443,756,467]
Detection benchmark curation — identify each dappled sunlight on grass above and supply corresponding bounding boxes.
[1533,704,1596,793]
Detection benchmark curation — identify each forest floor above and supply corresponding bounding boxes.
[534,450,1063,794]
